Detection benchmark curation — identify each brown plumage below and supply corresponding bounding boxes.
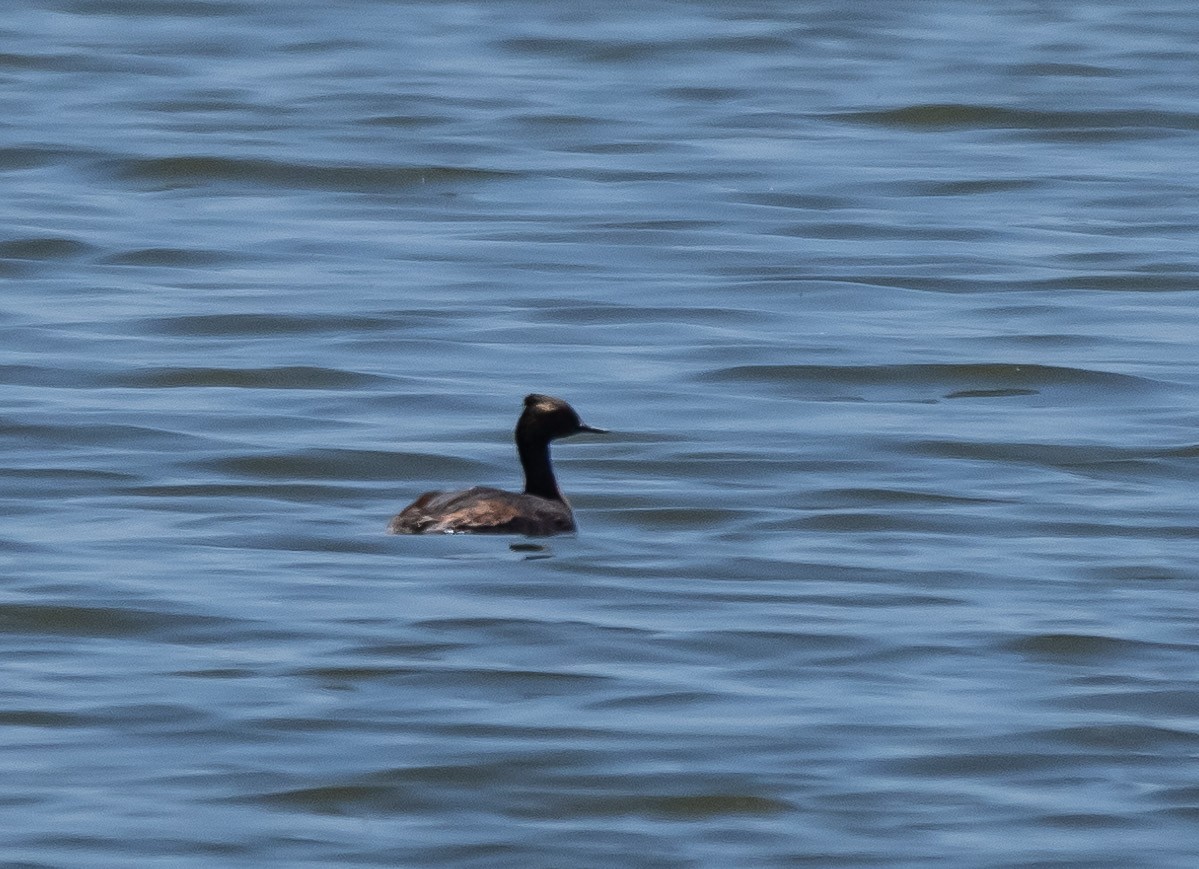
[389,394,606,535]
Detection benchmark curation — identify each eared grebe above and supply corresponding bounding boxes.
[388,394,606,535]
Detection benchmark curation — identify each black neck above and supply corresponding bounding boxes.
[518,435,562,501]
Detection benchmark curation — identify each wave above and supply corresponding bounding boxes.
[110,155,514,192]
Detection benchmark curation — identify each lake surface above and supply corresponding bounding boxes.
[3,1,1198,866]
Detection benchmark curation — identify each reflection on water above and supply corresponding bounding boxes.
[3,0,1199,865]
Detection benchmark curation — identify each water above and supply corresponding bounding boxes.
[3,1,1198,865]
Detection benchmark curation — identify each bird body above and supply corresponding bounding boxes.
[389,394,605,535]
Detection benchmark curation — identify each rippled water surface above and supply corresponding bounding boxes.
[3,1,1199,866]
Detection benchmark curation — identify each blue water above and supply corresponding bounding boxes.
[3,1,1198,866]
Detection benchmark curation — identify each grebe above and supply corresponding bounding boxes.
[389,394,606,535]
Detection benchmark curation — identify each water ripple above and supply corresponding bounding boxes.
[833,103,1199,136]
[0,236,94,260]
[110,366,387,390]
[111,155,515,191]
[0,603,236,641]
[698,362,1162,402]
[143,312,397,337]
[200,449,484,482]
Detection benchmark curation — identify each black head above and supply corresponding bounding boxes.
[517,394,607,442]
